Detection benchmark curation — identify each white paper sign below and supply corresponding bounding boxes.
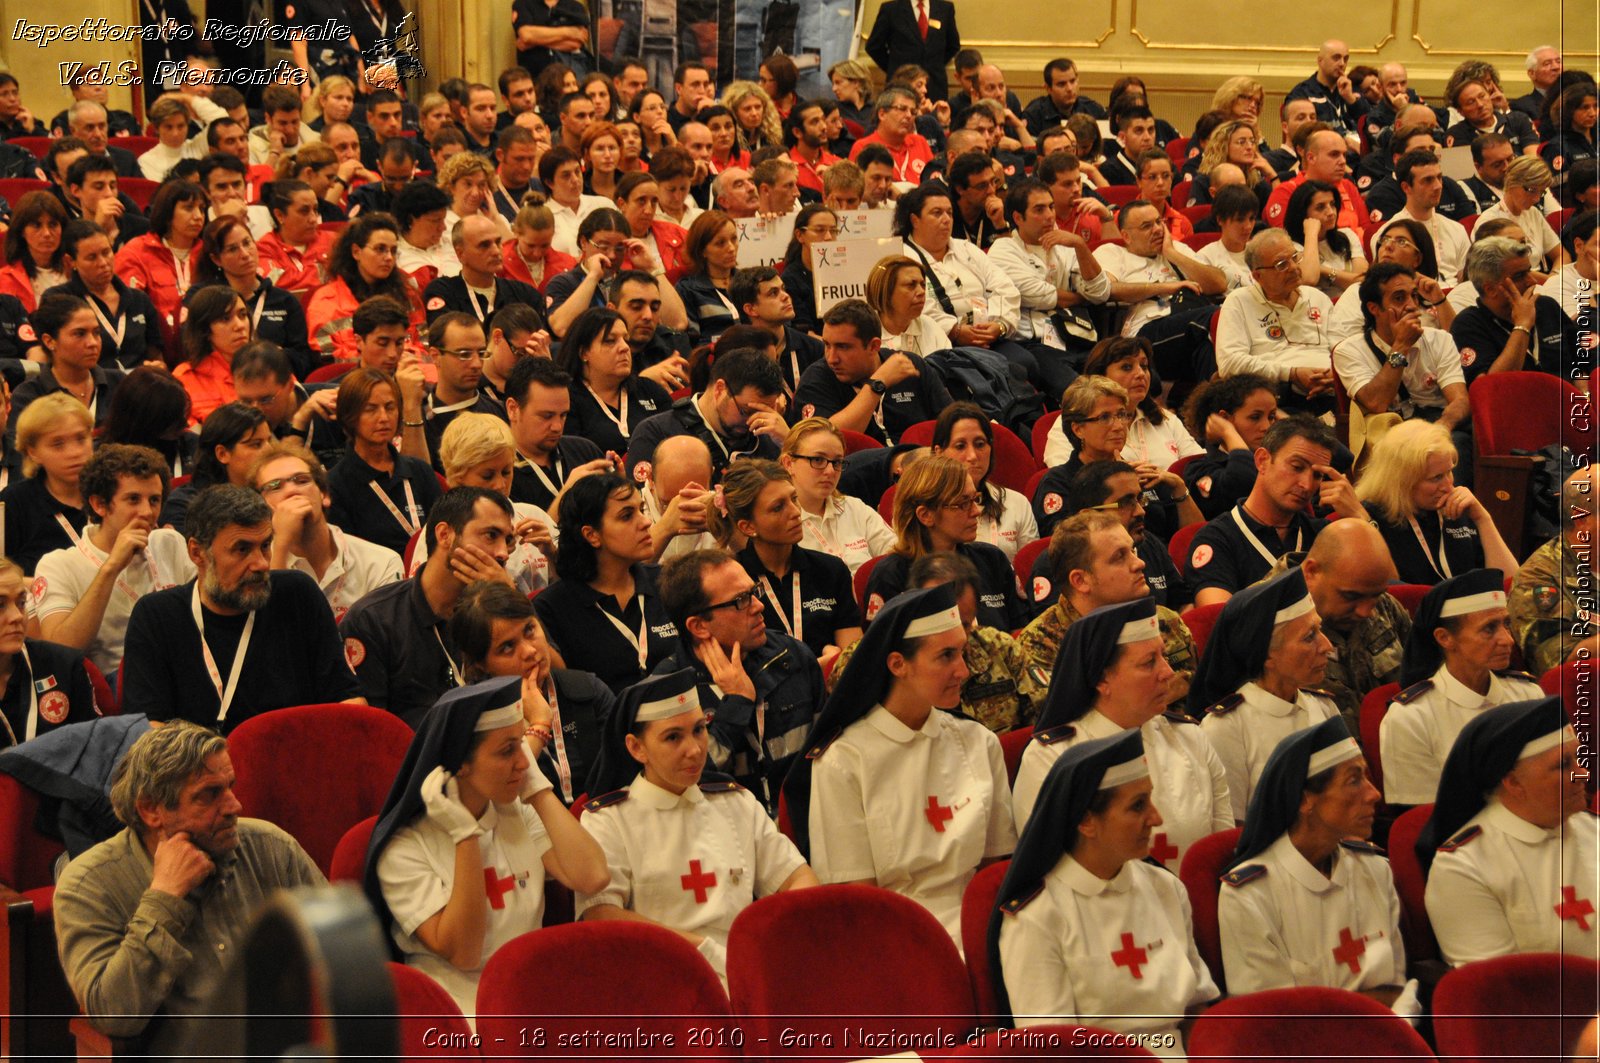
[811,237,903,316]
[735,214,796,268]
[832,209,896,241]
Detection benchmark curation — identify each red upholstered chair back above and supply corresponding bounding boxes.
[999,727,1033,785]
[1100,185,1140,206]
[0,773,65,892]
[839,429,882,454]
[878,483,898,525]
[1359,682,1400,793]
[1024,467,1048,504]
[1386,803,1438,963]
[1168,522,1204,576]
[1187,986,1435,1061]
[118,177,159,209]
[1031,410,1061,464]
[1176,826,1242,994]
[228,704,414,875]
[386,962,477,1060]
[1470,372,1579,456]
[1434,953,1600,1063]
[1387,583,1431,619]
[898,420,936,446]
[853,555,887,617]
[1181,231,1222,251]
[960,860,1009,1024]
[987,423,1043,494]
[477,922,736,1058]
[306,361,357,384]
[329,815,379,884]
[945,1024,1159,1058]
[726,883,974,1060]
[1014,539,1050,604]
[1168,454,1200,478]
[1178,603,1225,659]
[82,658,118,716]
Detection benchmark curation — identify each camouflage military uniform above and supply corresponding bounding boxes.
[1510,536,1597,677]
[1014,597,1198,707]
[827,625,1046,733]
[1262,553,1411,731]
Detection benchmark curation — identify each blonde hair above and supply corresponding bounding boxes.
[709,458,792,547]
[279,141,336,181]
[514,191,555,232]
[781,417,848,499]
[436,151,498,194]
[892,455,971,559]
[419,92,450,119]
[865,255,922,320]
[1504,155,1553,195]
[1355,419,1457,524]
[1199,119,1265,187]
[1211,77,1265,116]
[720,80,783,150]
[315,75,356,114]
[1062,375,1129,419]
[438,412,517,483]
[17,393,93,478]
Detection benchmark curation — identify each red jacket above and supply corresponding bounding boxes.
[646,220,690,286]
[257,229,338,294]
[0,261,41,313]
[1264,174,1368,232]
[306,276,425,362]
[113,232,200,356]
[500,239,578,293]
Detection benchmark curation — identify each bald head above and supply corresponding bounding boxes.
[946,128,987,158]
[651,435,714,502]
[1397,103,1436,129]
[1302,520,1397,630]
[977,65,1007,101]
[1316,40,1351,84]
[1209,162,1247,190]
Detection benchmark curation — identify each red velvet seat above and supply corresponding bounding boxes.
[1031,410,1061,465]
[1166,138,1191,168]
[1099,185,1140,206]
[477,922,737,1060]
[227,704,413,875]
[82,658,118,716]
[1387,803,1438,965]
[1359,681,1400,792]
[1186,986,1435,1061]
[1176,827,1241,994]
[7,138,52,159]
[878,483,897,525]
[1168,522,1204,576]
[108,135,158,155]
[999,726,1033,785]
[1387,583,1432,619]
[1178,602,1224,658]
[305,361,357,384]
[853,554,887,617]
[960,859,1009,1024]
[1014,538,1050,604]
[0,178,49,206]
[329,815,379,884]
[0,773,75,1058]
[1024,467,1047,505]
[118,177,159,210]
[386,962,478,1060]
[1433,953,1600,1063]
[839,429,882,455]
[726,883,974,1062]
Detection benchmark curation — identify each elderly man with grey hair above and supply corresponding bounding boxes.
[67,100,140,178]
[712,166,759,219]
[1512,46,1562,122]
[121,485,364,732]
[1214,228,1338,406]
[54,721,324,1046]
[1449,235,1576,383]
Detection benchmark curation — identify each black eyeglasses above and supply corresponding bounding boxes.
[700,585,765,615]
[794,453,845,471]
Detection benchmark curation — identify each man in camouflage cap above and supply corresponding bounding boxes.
[1510,465,1600,676]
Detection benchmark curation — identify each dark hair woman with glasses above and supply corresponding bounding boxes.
[778,203,839,335]
[779,417,896,578]
[557,306,672,455]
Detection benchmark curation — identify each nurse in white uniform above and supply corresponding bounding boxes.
[1012,597,1231,874]
[1218,717,1419,1019]
[992,728,1219,1059]
[783,584,1017,954]
[365,676,611,1024]
[1192,568,1340,822]
[1419,697,1598,966]
[576,668,818,984]
[1381,569,1544,806]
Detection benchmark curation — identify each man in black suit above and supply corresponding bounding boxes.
[866,0,961,102]
[67,103,139,179]
[1511,46,1562,124]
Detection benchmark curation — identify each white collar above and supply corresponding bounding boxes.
[629,772,707,809]
[865,703,941,743]
[1060,853,1134,897]
[1434,663,1497,709]
[1482,797,1562,844]
[1241,681,1304,719]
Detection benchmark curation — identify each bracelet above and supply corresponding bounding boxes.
[1510,325,1532,336]
[403,418,425,428]
[1422,299,1443,308]
[1170,492,1190,503]
[525,723,554,743]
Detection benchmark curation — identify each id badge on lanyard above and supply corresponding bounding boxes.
[370,480,421,536]
[598,596,650,673]
[759,573,803,644]
[192,585,256,723]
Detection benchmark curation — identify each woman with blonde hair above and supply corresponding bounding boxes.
[1193,118,1278,205]
[310,75,359,131]
[438,152,511,239]
[278,142,349,222]
[1357,419,1515,585]
[865,255,951,355]
[828,60,875,131]
[0,393,93,573]
[1475,156,1564,270]
[930,403,1038,561]
[503,194,578,292]
[418,412,558,594]
[710,458,863,670]
[862,455,1025,628]
[780,418,896,578]
[1211,77,1266,123]
[721,81,783,155]
[417,92,454,146]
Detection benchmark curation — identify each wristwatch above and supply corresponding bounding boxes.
[1386,349,1409,369]
[866,378,888,396]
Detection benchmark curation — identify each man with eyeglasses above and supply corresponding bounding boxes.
[947,153,1007,251]
[423,216,549,333]
[248,439,402,624]
[625,349,788,487]
[1374,151,1472,283]
[421,313,504,471]
[655,547,825,816]
[547,209,680,338]
[1016,510,1198,706]
[848,88,935,186]
[731,266,823,398]
[482,303,552,413]
[231,343,309,438]
[348,139,420,220]
[1215,229,1337,411]
[800,299,951,446]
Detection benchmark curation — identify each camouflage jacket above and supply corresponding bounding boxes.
[1510,536,1596,677]
[828,625,1045,733]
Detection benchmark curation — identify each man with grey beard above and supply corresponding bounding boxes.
[121,485,364,731]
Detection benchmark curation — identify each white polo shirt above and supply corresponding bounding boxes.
[1215,283,1336,381]
[1331,326,1467,415]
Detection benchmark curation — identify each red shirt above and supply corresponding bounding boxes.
[849,131,934,184]
[306,276,425,362]
[1160,203,1194,242]
[113,232,199,356]
[257,229,338,293]
[1263,173,1368,232]
[500,239,578,293]
[790,145,843,195]
[173,351,236,427]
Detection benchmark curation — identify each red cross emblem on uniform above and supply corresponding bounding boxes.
[484,867,517,910]
[925,796,954,832]
[1332,927,1365,974]
[681,859,718,903]
[1111,932,1148,979]
[1148,832,1178,866]
[1557,886,1595,930]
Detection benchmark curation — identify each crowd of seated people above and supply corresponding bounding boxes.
[0,35,1595,1053]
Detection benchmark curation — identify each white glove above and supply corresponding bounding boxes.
[1391,978,1422,1027]
[422,765,482,844]
[695,935,728,982]
[520,739,555,800]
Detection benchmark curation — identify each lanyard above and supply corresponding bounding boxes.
[164,241,191,295]
[427,392,478,418]
[88,292,127,351]
[247,286,267,334]
[691,396,733,463]
[759,572,803,644]
[192,584,255,723]
[465,283,495,324]
[544,678,574,803]
[1230,506,1301,567]
[1409,515,1452,581]
[517,449,563,500]
[432,626,465,687]
[597,597,649,673]
[369,479,420,536]
[70,525,160,604]
[2,645,39,744]
[364,0,388,37]
[585,383,631,438]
